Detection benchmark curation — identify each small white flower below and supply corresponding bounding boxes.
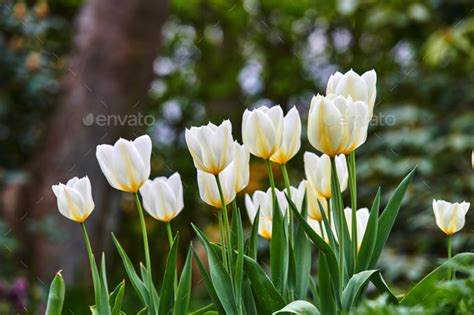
[270,107,301,164]
[432,199,470,235]
[304,152,348,199]
[52,176,94,222]
[197,164,236,208]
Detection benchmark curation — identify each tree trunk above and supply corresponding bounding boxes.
[24,0,169,282]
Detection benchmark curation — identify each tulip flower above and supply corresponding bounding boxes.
[52,176,95,222]
[139,172,184,222]
[233,142,250,193]
[342,207,369,250]
[326,69,377,117]
[270,107,301,164]
[432,199,470,236]
[96,135,152,193]
[245,199,273,240]
[304,152,348,199]
[245,188,288,222]
[305,180,330,222]
[242,105,284,159]
[198,165,236,208]
[185,120,234,175]
[290,180,306,211]
[308,218,330,243]
[307,94,370,156]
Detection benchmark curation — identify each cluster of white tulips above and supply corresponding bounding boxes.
[48,69,471,315]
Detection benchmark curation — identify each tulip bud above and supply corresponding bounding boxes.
[270,107,301,164]
[305,180,330,222]
[139,172,184,222]
[304,152,348,199]
[343,207,369,250]
[233,142,250,193]
[185,120,234,175]
[245,197,273,240]
[197,164,236,208]
[326,69,377,117]
[432,199,470,235]
[307,94,370,156]
[245,188,287,223]
[96,135,152,193]
[242,105,284,159]
[52,176,94,222]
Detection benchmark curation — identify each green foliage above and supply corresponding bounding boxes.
[45,272,65,315]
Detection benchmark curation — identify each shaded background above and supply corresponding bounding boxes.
[1,0,473,313]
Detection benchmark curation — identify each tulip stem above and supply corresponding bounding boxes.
[347,152,357,275]
[80,222,100,303]
[217,210,229,270]
[281,163,294,247]
[265,159,277,207]
[326,198,332,226]
[166,222,174,248]
[447,235,452,280]
[215,175,234,281]
[330,156,345,291]
[134,192,154,312]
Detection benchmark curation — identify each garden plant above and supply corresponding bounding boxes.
[46,69,471,315]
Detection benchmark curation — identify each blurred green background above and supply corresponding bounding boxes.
[1,0,473,313]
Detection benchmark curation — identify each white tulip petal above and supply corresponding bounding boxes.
[112,139,146,192]
[132,135,152,180]
[96,144,123,190]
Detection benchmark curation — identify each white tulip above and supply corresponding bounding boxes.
[197,164,236,208]
[307,94,370,156]
[233,142,250,193]
[342,207,370,250]
[245,197,273,240]
[270,107,301,164]
[96,135,152,193]
[305,180,330,222]
[289,180,306,212]
[432,199,470,235]
[52,176,94,222]
[139,173,184,222]
[304,152,348,199]
[245,188,287,222]
[242,105,284,159]
[326,69,377,117]
[185,120,234,175]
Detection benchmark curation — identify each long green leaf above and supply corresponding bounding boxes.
[98,253,112,315]
[369,168,416,268]
[139,264,160,311]
[159,234,180,315]
[242,278,257,315]
[232,207,245,310]
[173,247,193,315]
[273,300,320,315]
[271,200,289,295]
[192,224,238,314]
[342,270,378,310]
[370,271,398,305]
[189,303,215,315]
[288,196,340,297]
[294,218,311,300]
[355,189,380,272]
[246,208,260,260]
[45,271,65,315]
[243,255,286,314]
[192,247,226,315]
[112,233,148,305]
[400,253,474,306]
[318,254,336,315]
[110,281,125,315]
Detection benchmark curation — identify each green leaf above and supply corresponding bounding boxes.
[318,254,336,315]
[288,196,340,298]
[400,253,474,306]
[98,253,112,315]
[139,264,160,311]
[369,167,416,269]
[192,247,226,315]
[370,271,398,305]
[110,281,125,315]
[342,270,378,310]
[355,188,380,272]
[294,203,312,299]
[45,271,65,315]
[246,208,260,260]
[271,201,289,295]
[159,233,180,315]
[188,303,215,315]
[232,207,244,309]
[273,300,320,315]
[112,233,149,305]
[308,277,319,309]
[137,307,148,315]
[243,255,286,314]
[242,278,257,315]
[173,247,193,315]
[192,224,238,315]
